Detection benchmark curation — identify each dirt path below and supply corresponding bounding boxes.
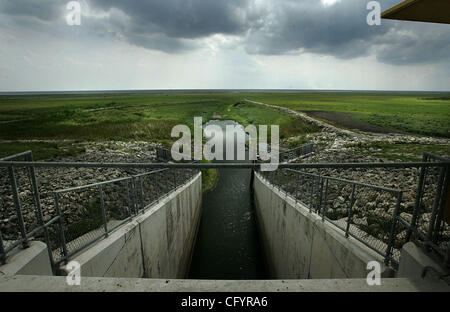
[241,98,450,150]
[242,99,359,137]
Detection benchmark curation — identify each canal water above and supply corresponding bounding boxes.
[188,120,268,279]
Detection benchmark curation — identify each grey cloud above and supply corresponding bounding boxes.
[0,0,65,22]
[0,0,449,65]
[79,7,198,53]
[89,0,252,39]
[245,0,391,58]
[243,0,450,65]
[374,23,450,65]
[88,0,391,57]
[126,33,196,53]
[82,0,255,53]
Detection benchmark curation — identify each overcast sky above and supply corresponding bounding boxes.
[0,0,449,92]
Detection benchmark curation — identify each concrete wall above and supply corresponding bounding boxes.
[62,172,202,279]
[253,172,387,279]
[397,242,448,283]
[0,241,52,276]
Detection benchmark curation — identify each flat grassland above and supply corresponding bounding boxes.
[243,91,450,138]
[0,91,449,159]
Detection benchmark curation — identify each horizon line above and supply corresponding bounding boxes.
[1,88,450,95]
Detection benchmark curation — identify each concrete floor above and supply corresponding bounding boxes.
[0,274,448,292]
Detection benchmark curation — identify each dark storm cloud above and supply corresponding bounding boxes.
[243,0,450,65]
[79,7,198,53]
[88,0,388,57]
[83,0,257,53]
[0,0,64,22]
[88,0,252,38]
[0,0,449,65]
[244,0,389,59]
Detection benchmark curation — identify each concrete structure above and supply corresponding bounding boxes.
[60,172,202,278]
[398,242,448,283]
[0,172,202,280]
[1,170,449,291]
[0,274,448,292]
[253,172,391,279]
[0,241,52,276]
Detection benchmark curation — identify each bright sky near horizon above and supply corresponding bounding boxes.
[0,0,449,92]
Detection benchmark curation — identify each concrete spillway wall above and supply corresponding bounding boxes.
[2,170,450,291]
[253,172,386,279]
[61,172,202,279]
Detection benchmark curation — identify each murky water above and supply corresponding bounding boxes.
[188,120,267,279]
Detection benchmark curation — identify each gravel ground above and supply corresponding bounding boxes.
[0,141,164,243]
[282,129,450,253]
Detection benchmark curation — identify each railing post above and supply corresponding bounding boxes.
[309,176,315,212]
[323,178,329,221]
[165,170,169,195]
[8,165,28,249]
[345,183,356,238]
[433,165,449,244]
[280,170,284,190]
[132,177,139,214]
[427,166,446,245]
[26,153,55,270]
[174,169,177,189]
[0,230,5,265]
[295,171,300,204]
[284,169,288,195]
[277,170,281,190]
[99,185,108,237]
[154,172,160,202]
[407,154,427,242]
[53,193,68,264]
[125,179,133,216]
[139,176,145,211]
[386,191,403,266]
[315,173,321,212]
[317,177,324,214]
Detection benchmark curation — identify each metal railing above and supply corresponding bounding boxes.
[399,152,450,267]
[1,149,449,271]
[0,151,199,272]
[50,167,198,268]
[279,143,314,163]
[256,168,404,267]
[255,152,450,269]
[0,151,52,266]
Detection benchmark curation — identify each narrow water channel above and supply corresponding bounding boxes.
[188,120,268,279]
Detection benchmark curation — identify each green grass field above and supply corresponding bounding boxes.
[242,91,450,137]
[0,91,448,160]
[0,92,320,143]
